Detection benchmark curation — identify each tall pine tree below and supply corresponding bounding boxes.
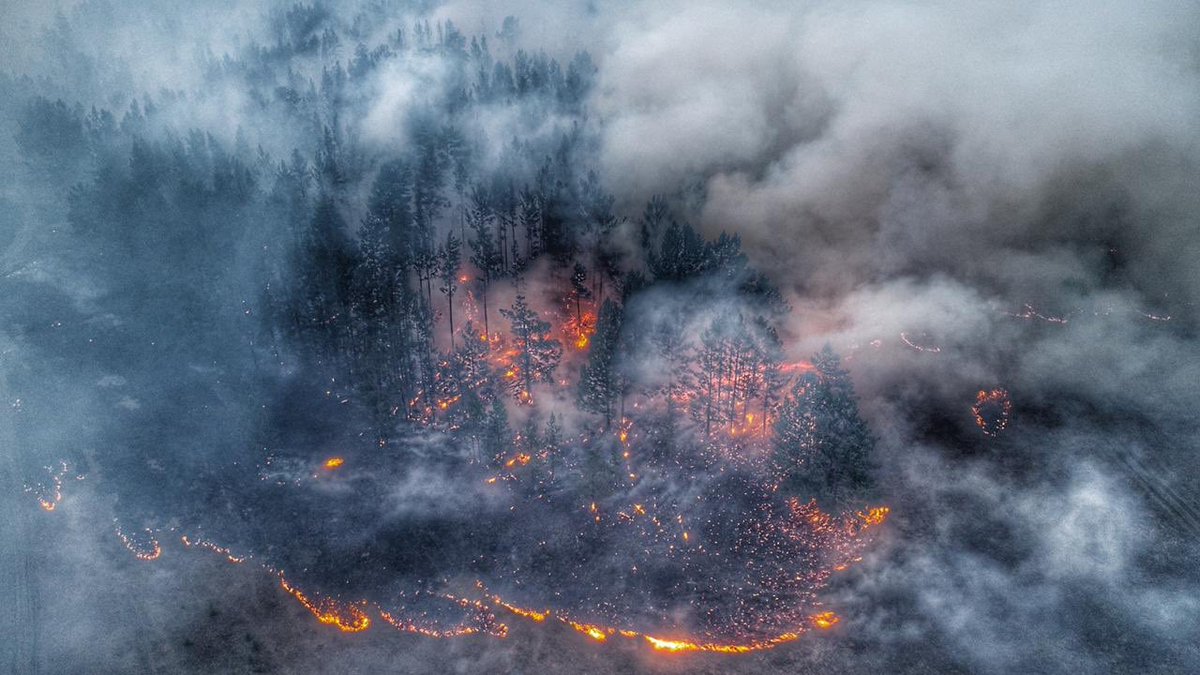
[772,345,874,512]
[500,294,562,402]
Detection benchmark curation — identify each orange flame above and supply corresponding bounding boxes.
[811,611,840,630]
[279,577,371,633]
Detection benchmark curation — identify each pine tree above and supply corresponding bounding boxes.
[772,345,874,512]
[438,230,461,348]
[499,294,562,402]
[483,398,511,464]
[466,191,502,338]
[365,159,414,266]
[543,413,564,489]
[518,188,542,260]
[578,299,622,427]
[570,262,591,322]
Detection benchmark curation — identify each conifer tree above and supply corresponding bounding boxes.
[773,345,874,511]
[500,294,562,401]
[578,299,622,427]
[438,230,461,348]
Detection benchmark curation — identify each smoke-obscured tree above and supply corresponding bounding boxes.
[365,159,414,267]
[650,219,706,281]
[518,187,542,260]
[543,413,564,489]
[773,345,874,512]
[500,293,562,401]
[484,398,512,463]
[578,299,622,427]
[571,262,590,322]
[438,230,461,348]
[755,318,786,435]
[292,196,356,351]
[467,190,502,336]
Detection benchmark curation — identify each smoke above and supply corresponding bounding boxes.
[3,1,1200,673]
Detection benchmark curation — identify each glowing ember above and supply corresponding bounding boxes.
[116,527,162,561]
[25,461,68,512]
[181,535,247,563]
[279,576,371,633]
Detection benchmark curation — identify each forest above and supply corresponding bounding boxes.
[6,2,879,649]
[7,2,1197,673]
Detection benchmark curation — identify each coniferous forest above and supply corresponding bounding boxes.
[4,2,1200,673]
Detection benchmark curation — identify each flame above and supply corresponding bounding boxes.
[91,507,888,656]
[811,611,839,630]
[972,388,1012,437]
[181,535,246,563]
[780,360,815,375]
[493,597,549,622]
[567,620,609,642]
[858,506,890,527]
[323,457,345,470]
[279,577,371,633]
[26,461,68,512]
[116,527,161,561]
[504,453,532,468]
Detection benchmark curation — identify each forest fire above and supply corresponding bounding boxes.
[180,535,247,563]
[53,482,890,657]
[322,456,345,470]
[279,577,371,633]
[564,308,596,352]
[811,611,840,630]
[115,527,162,561]
[900,332,942,353]
[973,388,1013,437]
[25,461,68,512]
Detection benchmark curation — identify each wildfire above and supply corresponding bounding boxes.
[379,608,486,638]
[780,361,815,375]
[493,597,549,622]
[858,506,891,527]
[899,332,942,353]
[323,456,345,470]
[1010,303,1069,324]
[487,592,835,654]
[504,453,532,468]
[810,611,839,630]
[25,461,69,512]
[972,388,1012,437]
[562,304,596,353]
[92,501,888,657]
[181,535,246,563]
[566,620,609,642]
[279,576,371,633]
[116,527,162,561]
